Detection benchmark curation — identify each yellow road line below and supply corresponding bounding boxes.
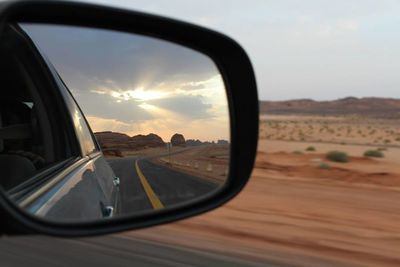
[135,160,164,210]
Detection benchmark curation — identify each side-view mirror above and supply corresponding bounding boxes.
[0,0,258,236]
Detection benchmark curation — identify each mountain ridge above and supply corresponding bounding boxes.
[260,97,400,118]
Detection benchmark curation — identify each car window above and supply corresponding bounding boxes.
[68,94,98,156]
[0,25,77,191]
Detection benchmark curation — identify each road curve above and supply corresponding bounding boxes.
[107,156,219,214]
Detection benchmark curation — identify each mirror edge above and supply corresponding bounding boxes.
[0,0,258,237]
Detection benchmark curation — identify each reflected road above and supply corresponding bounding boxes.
[107,156,218,214]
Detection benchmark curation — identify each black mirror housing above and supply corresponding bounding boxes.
[0,0,258,237]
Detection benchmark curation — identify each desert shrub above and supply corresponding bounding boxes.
[326,151,349,163]
[292,150,303,155]
[377,147,387,151]
[396,137,400,141]
[384,139,391,144]
[364,150,384,158]
[306,146,316,151]
[318,163,331,169]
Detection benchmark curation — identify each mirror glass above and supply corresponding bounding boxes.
[0,23,230,222]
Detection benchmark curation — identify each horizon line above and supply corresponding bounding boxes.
[259,96,400,102]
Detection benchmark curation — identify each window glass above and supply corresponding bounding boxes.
[69,98,98,156]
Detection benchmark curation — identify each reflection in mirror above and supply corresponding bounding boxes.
[0,23,230,222]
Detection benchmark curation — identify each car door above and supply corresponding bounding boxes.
[2,23,120,221]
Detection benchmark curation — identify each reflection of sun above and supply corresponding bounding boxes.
[138,102,183,120]
[138,103,158,111]
[104,87,168,101]
[128,87,167,101]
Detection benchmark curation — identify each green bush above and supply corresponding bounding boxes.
[377,147,387,151]
[364,150,384,158]
[318,163,331,169]
[292,150,303,155]
[306,146,316,151]
[326,151,349,163]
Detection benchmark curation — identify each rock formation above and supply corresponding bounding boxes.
[129,133,165,150]
[94,131,165,151]
[171,133,186,147]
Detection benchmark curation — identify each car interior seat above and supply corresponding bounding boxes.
[0,35,46,190]
[0,106,37,191]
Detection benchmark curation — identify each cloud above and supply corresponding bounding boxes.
[148,95,212,120]
[19,23,230,141]
[22,24,219,91]
[72,88,153,123]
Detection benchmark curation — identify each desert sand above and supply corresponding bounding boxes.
[156,144,229,184]
[121,113,400,266]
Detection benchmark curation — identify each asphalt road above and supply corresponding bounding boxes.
[0,157,250,266]
[107,156,218,214]
[0,235,268,266]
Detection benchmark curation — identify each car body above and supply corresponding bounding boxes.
[1,23,120,221]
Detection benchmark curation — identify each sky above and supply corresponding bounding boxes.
[15,0,400,141]
[75,0,400,101]
[22,24,229,142]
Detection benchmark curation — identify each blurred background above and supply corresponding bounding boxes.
[2,1,400,266]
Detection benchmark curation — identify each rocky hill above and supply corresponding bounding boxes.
[260,97,400,118]
[130,133,165,150]
[94,131,165,151]
[95,132,230,152]
[171,133,186,147]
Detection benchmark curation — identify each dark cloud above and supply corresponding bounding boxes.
[21,24,219,91]
[149,95,212,119]
[179,83,206,91]
[19,23,222,124]
[72,89,153,123]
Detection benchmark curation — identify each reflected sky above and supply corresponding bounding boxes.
[21,24,229,142]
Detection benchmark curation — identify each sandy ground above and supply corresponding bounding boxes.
[120,115,400,266]
[157,145,229,184]
[260,114,400,147]
[123,149,400,266]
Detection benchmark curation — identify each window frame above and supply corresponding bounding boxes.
[53,71,101,157]
[1,23,85,195]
